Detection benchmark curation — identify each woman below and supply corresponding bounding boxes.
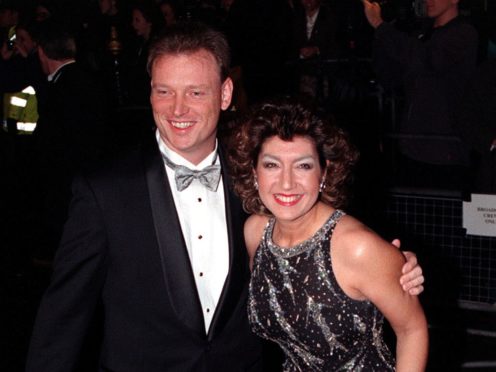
[227,100,428,371]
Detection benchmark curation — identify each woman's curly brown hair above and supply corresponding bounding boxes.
[227,98,359,215]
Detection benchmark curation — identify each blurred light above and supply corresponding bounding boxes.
[22,86,36,95]
[17,122,37,132]
[10,96,27,107]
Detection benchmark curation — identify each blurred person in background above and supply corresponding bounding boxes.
[1,19,46,98]
[363,0,478,190]
[125,0,165,105]
[31,19,109,262]
[158,0,180,27]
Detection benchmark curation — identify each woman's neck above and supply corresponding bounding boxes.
[272,202,334,248]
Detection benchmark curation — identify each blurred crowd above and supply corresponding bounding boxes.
[0,0,428,111]
[1,0,496,263]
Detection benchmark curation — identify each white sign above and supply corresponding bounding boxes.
[463,194,496,237]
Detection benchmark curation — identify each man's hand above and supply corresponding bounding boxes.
[300,46,319,59]
[14,42,29,58]
[391,239,425,295]
[362,0,384,29]
[1,41,14,61]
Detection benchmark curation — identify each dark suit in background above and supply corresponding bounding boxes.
[291,2,339,60]
[290,1,340,99]
[31,62,109,260]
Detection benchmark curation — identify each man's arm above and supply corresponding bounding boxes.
[361,0,411,88]
[26,175,108,372]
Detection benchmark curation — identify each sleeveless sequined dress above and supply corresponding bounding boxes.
[248,210,395,371]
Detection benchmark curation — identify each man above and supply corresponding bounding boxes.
[363,0,478,188]
[290,0,339,98]
[31,20,108,260]
[292,0,339,60]
[26,22,423,371]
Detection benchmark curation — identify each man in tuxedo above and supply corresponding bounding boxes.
[26,22,423,371]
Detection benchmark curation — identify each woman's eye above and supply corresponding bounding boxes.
[262,162,278,169]
[298,163,313,170]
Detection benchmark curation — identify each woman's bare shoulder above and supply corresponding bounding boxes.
[331,214,406,299]
[332,215,403,268]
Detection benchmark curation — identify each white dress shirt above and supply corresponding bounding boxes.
[306,8,320,40]
[156,131,229,333]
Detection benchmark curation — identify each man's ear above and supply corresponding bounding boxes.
[37,46,46,60]
[220,77,234,111]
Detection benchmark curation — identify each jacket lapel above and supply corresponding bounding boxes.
[207,148,250,341]
[143,140,205,337]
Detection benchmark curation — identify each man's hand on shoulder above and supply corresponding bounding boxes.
[391,239,425,295]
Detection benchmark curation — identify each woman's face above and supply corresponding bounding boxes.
[132,9,152,38]
[255,135,325,223]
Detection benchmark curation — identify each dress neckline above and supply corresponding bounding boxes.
[265,209,344,258]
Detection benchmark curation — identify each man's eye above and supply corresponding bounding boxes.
[191,90,204,97]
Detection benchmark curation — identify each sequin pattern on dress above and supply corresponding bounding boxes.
[248,210,395,371]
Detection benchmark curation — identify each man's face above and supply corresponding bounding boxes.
[35,5,50,22]
[160,4,176,26]
[99,0,113,14]
[0,9,17,28]
[425,0,458,20]
[150,49,233,165]
[16,28,37,55]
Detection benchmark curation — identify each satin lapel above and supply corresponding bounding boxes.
[143,141,205,337]
[208,148,250,341]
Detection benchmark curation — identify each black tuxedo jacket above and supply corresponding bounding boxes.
[26,134,263,371]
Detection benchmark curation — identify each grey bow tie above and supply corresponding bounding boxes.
[162,153,221,192]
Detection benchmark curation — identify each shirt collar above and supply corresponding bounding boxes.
[306,7,320,25]
[155,129,219,170]
[47,60,76,82]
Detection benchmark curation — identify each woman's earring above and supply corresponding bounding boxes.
[319,179,326,193]
[254,178,259,190]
